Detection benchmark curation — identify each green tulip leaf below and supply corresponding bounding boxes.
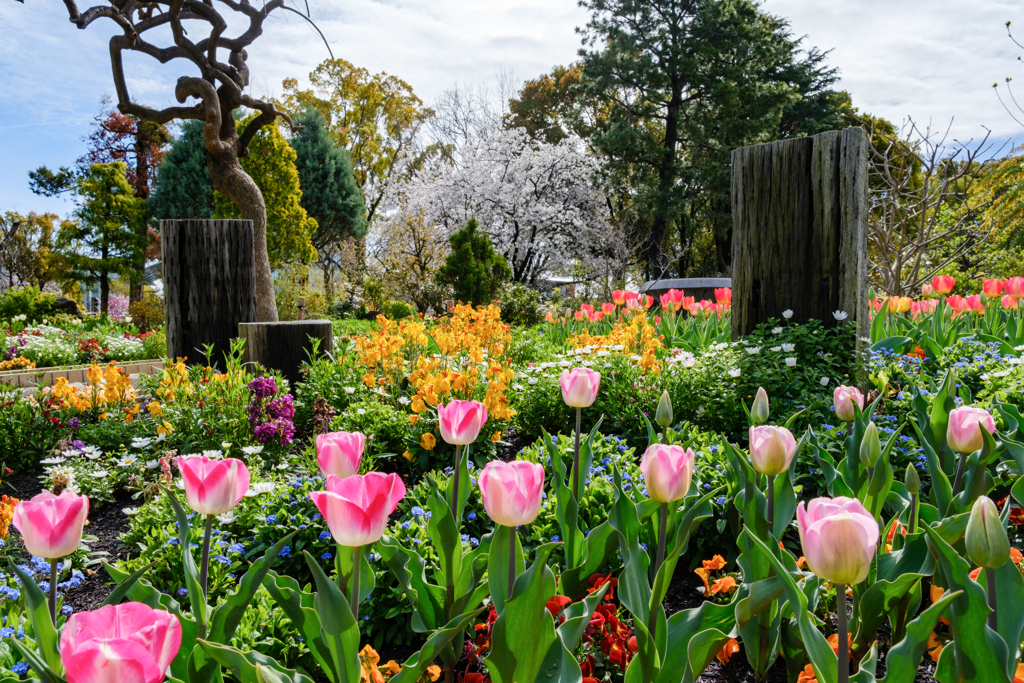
[375,535,446,633]
[195,641,315,683]
[302,551,361,683]
[388,608,484,683]
[881,588,960,683]
[260,570,338,682]
[487,525,526,614]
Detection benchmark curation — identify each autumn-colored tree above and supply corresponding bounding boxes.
[0,212,61,290]
[506,63,600,145]
[214,117,317,268]
[282,58,433,225]
[56,163,147,314]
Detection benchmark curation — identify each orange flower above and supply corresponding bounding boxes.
[796,556,807,569]
[1015,661,1024,683]
[930,584,949,625]
[1012,547,1023,565]
[703,555,727,571]
[491,431,502,442]
[716,638,740,665]
[710,576,737,596]
[359,645,386,683]
[694,567,711,593]
[827,633,852,659]
[969,567,983,581]
[425,665,441,682]
[927,631,943,663]
[797,664,818,683]
[420,433,436,450]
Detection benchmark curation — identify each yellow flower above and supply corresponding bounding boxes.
[409,414,420,425]
[420,433,436,451]
[147,400,163,417]
[491,431,502,442]
[402,451,414,461]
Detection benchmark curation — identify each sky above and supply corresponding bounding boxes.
[2,0,1023,218]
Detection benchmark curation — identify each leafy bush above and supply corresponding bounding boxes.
[0,286,58,323]
[499,282,543,327]
[127,295,165,332]
[329,399,407,460]
[434,218,510,306]
[388,299,416,320]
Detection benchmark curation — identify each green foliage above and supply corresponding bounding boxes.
[214,118,318,267]
[0,286,58,323]
[387,300,416,320]
[329,400,406,459]
[434,218,510,307]
[150,119,216,221]
[57,163,147,313]
[290,107,368,250]
[127,294,165,332]
[498,283,543,327]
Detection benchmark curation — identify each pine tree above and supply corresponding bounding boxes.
[434,218,511,306]
[150,120,216,221]
[290,107,368,301]
[57,163,147,314]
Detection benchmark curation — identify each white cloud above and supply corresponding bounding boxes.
[2,0,1022,215]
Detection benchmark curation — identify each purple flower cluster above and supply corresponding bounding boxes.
[247,376,294,446]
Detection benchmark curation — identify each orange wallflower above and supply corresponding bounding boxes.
[827,633,852,659]
[927,631,944,663]
[715,638,740,665]
[710,576,737,596]
[797,664,818,683]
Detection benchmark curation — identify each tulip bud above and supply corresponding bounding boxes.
[946,406,996,454]
[966,496,1011,569]
[797,497,878,585]
[750,387,769,425]
[748,425,797,476]
[860,422,882,469]
[904,464,921,494]
[655,390,673,428]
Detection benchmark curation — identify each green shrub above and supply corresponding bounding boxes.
[329,399,407,460]
[388,299,416,320]
[0,286,58,323]
[434,218,510,306]
[499,282,543,327]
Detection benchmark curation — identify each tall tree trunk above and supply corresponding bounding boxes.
[650,88,683,280]
[129,123,152,303]
[208,153,278,322]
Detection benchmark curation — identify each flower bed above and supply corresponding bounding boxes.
[0,278,1022,683]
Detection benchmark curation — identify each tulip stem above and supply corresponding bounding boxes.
[661,424,669,445]
[987,568,998,632]
[450,444,463,519]
[508,527,516,599]
[350,545,362,621]
[909,493,918,535]
[49,558,59,626]
[654,503,668,579]
[838,586,849,683]
[572,407,582,500]
[766,474,776,536]
[200,514,213,600]
[951,451,968,497]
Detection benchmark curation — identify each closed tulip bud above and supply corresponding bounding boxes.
[860,422,882,469]
[748,425,797,476]
[559,367,601,408]
[932,275,956,294]
[904,464,921,493]
[437,400,488,445]
[797,497,878,585]
[12,491,89,559]
[640,444,695,503]
[61,603,182,683]
[478,460,545,527]
[655,390,673,428]
[966,496,1011,569]
[178,456,250,515]
[946,406,996,454]
[750,387,770,425]
[311,472,406,546]
[316,431,364,479]
[983,279,1005,298]
[921,283,934,297]
[833,385,865,422]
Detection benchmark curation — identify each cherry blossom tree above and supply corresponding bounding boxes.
[386,127,627,286]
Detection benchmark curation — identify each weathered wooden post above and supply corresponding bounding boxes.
[238,320,334,387]
[162,219,257,369]
[730,127,869,340]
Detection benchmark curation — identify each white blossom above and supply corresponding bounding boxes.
[820,377,830,386]
[782,310,794,319]
[785,357,798,367]
[782,344,796,353]
[728,368,741,378]
[833,310,849,321]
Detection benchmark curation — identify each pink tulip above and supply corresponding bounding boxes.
[833,385,865,422]
[748,425,797,476]
[559,367,601,408]
[589,312,603,322]
[574,310,585,321]
[983,279,1004,298]
[612,290,627,306]
[478,460,544,527]
[715,288,732,305]
[1003,295,1018,310]
[910,301,922,319]
[932,275,955,294]
[437,400,488,445]
[12,491,88,559]
[797,497,878,585]
[624,292,640,309]
[640,444,695,503]
[311,472,406,546]
[921,299,938,314]
[316,431,364,479]
[641,294,654,309]
[178,456,250,515]
[660,289,684,313]
[601,302,616,315]
[580,304,595,316]
[61,603,181,683]
[946,406,996,454]
[965,294,984,314]
[921,283,934,297]
[1007,277,1024,299]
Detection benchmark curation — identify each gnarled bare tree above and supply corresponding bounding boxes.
[55,0,332,321]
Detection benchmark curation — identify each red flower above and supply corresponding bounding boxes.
[546,596,572,617]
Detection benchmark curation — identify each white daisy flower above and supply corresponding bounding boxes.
[202,450,224,459]
[745,347,761,355]
[782,310,794,319]
[356,408,366,415]
[782,344,796,352]
[40,457,66,465]
[241,446,264,455]
[216,511,236,524]
[772,327,783,334]
[343,387,355,394]
[728,368,741,378]
[221,442,232,449]
[245,482,276,497]
[122,507,140,516]
[397,397,411,405]
[833,310,848,321]
[785,357,797,367]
